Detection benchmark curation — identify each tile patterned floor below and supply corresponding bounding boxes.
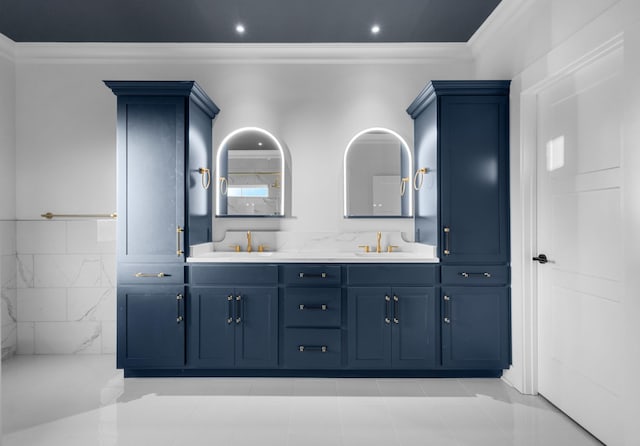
[1,355,602,445]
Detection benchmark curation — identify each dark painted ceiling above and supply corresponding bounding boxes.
[0,0,501,43]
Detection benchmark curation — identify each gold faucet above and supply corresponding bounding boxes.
[246,231,253,253]
[376,232,382,253]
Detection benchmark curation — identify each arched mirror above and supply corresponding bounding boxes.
[216,127,285,217]
[344,128,413,218]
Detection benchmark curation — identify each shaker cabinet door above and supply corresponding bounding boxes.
[439,95,509,264]
[441,287,510,369]
[190,287,235,368]
[117,286,186,369]
[117,97,185,263]
[391,287,437,369]
[348,287,392,369]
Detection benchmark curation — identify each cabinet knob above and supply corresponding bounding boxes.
[444,317,451,324]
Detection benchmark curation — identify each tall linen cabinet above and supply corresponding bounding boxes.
[105,81,219,370]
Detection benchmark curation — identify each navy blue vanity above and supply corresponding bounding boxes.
[106,80,511,378]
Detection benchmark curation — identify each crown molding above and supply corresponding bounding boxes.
[0,33,16,62]
[468,0,530,56]
[14,42,473,65]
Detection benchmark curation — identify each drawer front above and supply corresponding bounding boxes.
[118,263,185,285]
[284,288,341,328]
[282,265,341,286]
[347,264,437,286]
[190,264,278,285]
[282,328,342,369]
[441,265,509,285]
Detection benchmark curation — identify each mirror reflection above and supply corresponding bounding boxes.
[344,128,413,218]
[216,127,285,216]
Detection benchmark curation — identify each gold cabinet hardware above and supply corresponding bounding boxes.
[443,226,451,255]
[413,167,429,191]
[387,245,398,253]
[358,245,370,253]
[198,167,211,190]
[176,226,184,256]
[258,244,268,253]
[376,232,382,253]
[134,272,167,278]
[229,244,241,252]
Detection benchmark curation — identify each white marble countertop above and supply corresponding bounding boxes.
[187,231,439,264]
[187,250,439,263]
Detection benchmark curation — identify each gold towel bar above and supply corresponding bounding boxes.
[41,212,117,220]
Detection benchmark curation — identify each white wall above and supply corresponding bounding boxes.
[471,0,640,444]
[11,43,473,354]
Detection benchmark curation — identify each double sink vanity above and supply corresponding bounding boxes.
[106,80,511,378]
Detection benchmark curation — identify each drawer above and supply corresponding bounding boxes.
[347,264,437,286]
[190,265,278,285]
[284,288,341,327]
[441,265,509,285]
[118,263,184,285]
[282,328,342,369]
[282,265,341,286]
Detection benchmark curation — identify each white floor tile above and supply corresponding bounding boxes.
[1,355,604,446]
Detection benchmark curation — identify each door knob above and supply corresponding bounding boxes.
[532,254,549,264]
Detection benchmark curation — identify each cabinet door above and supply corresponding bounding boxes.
[439,95,509,264]
[348,287,392,369]
[117,96,185,263]
[441,287,510,369]
[187,101,213,246]
[189,287,235,368]
[235,287,278,368]
[117,286,185,369]
[391,287,437,369]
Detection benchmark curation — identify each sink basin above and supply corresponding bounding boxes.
[353,252,424,258]
[203,251,274,258]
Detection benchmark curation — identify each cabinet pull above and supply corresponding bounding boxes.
[134,272,167,278]
[393,295,399,324]
[298,272,327,279]
[298,345,327,353]
[227,295,233,324]
[198,167,211,190]
[384,295,391,324]
[460,272,492,278]
[235,295,242,324]
[443,226,451,255]
[176,226,184,256]
[298,304,328,311]
[176,294,184,323]
[443,295,451,324]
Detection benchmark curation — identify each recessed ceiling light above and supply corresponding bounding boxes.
[371,24,381,34]
[235,24,245,34]
[258,142,263,146]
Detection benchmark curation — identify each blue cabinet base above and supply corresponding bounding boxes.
[123,368,503,378]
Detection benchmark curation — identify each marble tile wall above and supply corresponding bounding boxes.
[15,219,116,355]
[1,220,17,359]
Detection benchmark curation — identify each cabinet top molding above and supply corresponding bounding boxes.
[104,80,220,118]
[406,80,510,119]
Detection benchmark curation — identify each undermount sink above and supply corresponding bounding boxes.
[353,251,424,258]
[204,251,274,257]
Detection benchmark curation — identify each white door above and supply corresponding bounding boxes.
[536,47,624,445]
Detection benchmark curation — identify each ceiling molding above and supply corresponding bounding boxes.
[14,42,473,65]
[0,33,16,62]
[468,0,530,56]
